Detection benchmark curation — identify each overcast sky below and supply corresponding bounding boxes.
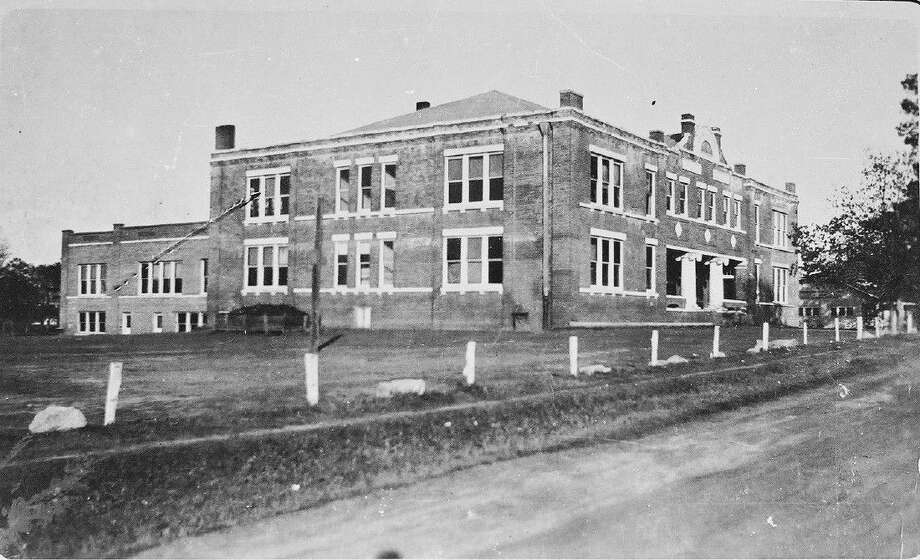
[0,0,917,264]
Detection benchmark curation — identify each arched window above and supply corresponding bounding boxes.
[700,140,713,155]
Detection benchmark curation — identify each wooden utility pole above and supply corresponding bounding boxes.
[310,198,323,352]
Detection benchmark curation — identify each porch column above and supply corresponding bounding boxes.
[707,257,727,309]
[679,252,701,310]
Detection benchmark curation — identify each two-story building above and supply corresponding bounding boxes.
[60,88,800,334]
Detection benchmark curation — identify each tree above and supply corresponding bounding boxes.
[793,73,920,308]
[0,257,61,334]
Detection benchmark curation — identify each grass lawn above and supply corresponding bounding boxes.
[2,325,845,460]
[0,325,908,558]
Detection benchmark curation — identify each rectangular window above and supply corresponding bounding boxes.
[357,242,371,288]
[445,150,504,208]
[200,259,208,293]
[247,171,290,221]
[677,182,687,215]
[754,262,761,302]
[754,204,761,243]
[139,261,181,294]
[645,171,655,216]
[177,312,205,333]
[696,187,705,218]
[380,240,394,287]
[382,164,397,210]
[589,154,623,210]
[77,264,106,295]
[589,236,622,290]
[153,312,163,333]
[359,165,373,212]
[335,242,349,287]
[772,266,789,304]
[78,311,106,334]
[336,168,350,214]
[721,194,730,225]
[645,244,655,291]
[443,234,503,288]
[244,243,288,290]
[706,191,715,222]
[772,210,789,247]
[732,199,741,229]
[666,179,675,213]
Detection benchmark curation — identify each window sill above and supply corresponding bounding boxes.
[75,331,108,336]
[294,286,434,295]
[294,208,435,221]
[120,293,204,299]
[443,202,504,213]
[245,216,289,225]
[756,242,795,253]
[579,202,659,223]
[67,294,109,299]
[440,284,503,295]
[666,212,745,233]
[241,287,289,296]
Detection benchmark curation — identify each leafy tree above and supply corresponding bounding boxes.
[0,257,61,333]
[793,73,920,307]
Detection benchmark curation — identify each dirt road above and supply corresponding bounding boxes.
[141,355,920,558]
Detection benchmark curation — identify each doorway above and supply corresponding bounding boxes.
[121,312,132,335]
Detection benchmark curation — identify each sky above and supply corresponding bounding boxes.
[0,0,917,264]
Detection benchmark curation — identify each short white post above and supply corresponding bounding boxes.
[802,322,808,345]
[104,362,123,426]
[304,353,319,406]
[710,325,725,358]
[650,330,659,365]
[908,312,915,334]
[874,317,880,339]
[761,322,769,352]
[834,318,840,342]
[568,336,578,376]
[856,316,863,340]
[462,341,476,385]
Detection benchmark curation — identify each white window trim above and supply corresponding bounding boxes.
[378,238,395,289]
[645,169,656,217]
[357,164,374,214]
[245,170,291,224]
[334,165,350,216]
[242,242,289,295]
[138,261,181,296]
[772,210,789,248]
[589,235,623,293]
[666,177,676,214]
[78,263,106,296]
[588,144,626,161]
[355,241,372,289]
[77,311,106,334]
[443,150,505,212]
[588,152,624,212]
[772,265,790,304]
[200,259,208,294]
[380,161,397,211]
[645,243,657,292]
[153,313,163,333]
[590,227,626,240]
[441,229,503,294]
[334,241,349,288]
[754,204,761,244]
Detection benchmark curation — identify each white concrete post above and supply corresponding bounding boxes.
[680,255,699,310]
[834,318,840,342]
[462,341,476,385]
[710,325,725,358]
[908,312,915,334]
[708,259,725,309]
[304,353,319,406]
[856,316,863,340]
[650,330,660,365]
[890,310,898,335]
[104,362,123,426]
[568,336,578,376]
[761,322,769,352]
[874,317,880,339]
[802,322,808,345]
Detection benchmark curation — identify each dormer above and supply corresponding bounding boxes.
[669,114,728,165]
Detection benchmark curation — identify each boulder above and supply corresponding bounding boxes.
[578,364,611,376]
[29,406,87,433]
[664,354,689,364]
[747,338,797,353]
[376,378,426,398]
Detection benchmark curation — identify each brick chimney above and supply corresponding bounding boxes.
[733,163,747,175]
[785,182,797,194]
[560,89,584,110]
[215,125,235,150]
[680,114,695,136]
[415,101,430,111]
[649,130,665,143]
[711,126,724,159]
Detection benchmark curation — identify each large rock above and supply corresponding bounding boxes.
[650,354,689,367]
[578,364,611,376]
[747,338,798,353]
[29,406,87,433]
[376,378,426,398]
